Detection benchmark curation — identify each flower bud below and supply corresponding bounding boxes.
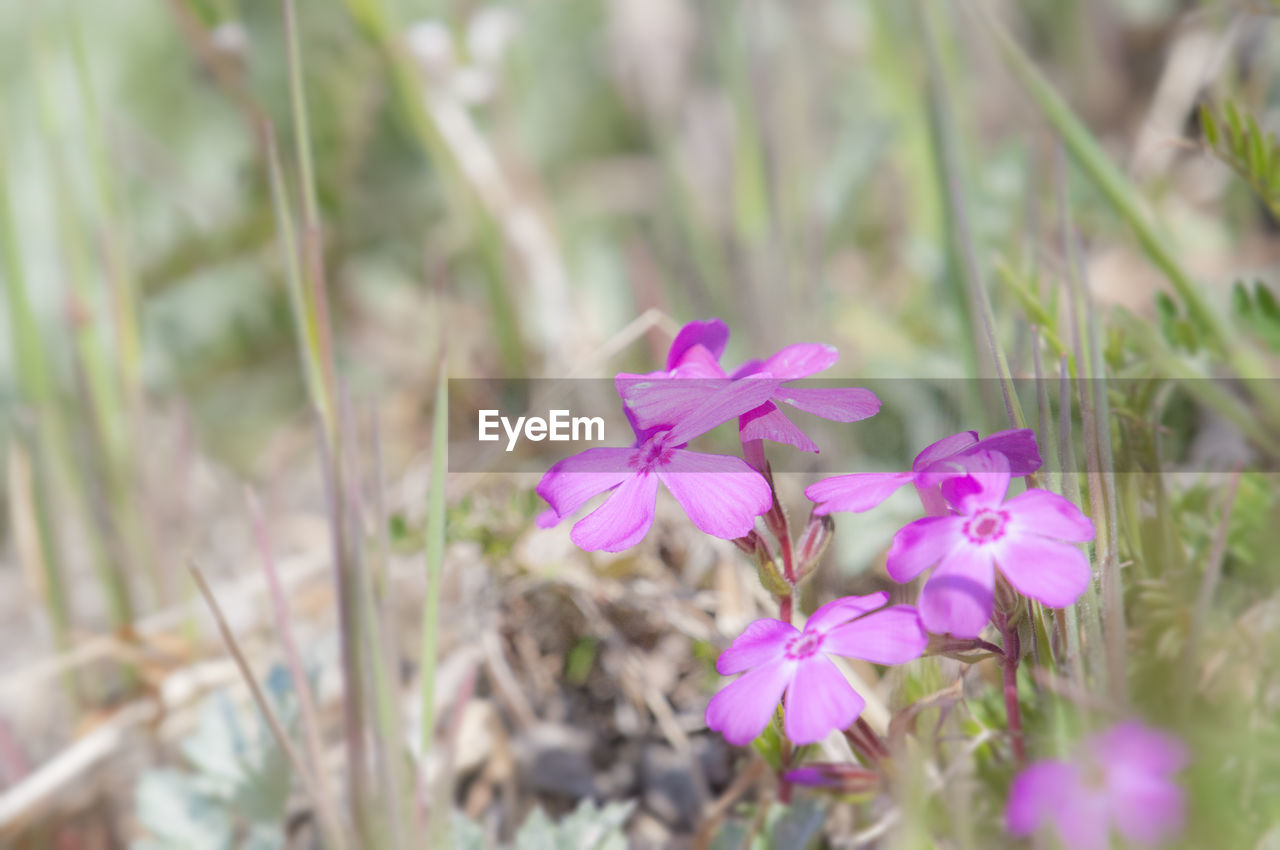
[795,512,835,579]
[756,550,793,598]
[993,573,1025,623]
[925,634,1003,663]
[783,763,881,795]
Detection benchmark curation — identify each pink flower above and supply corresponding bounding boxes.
[537,376,780,552]
[704,592,927,745]
[806,428,1042,517]
[618,321,880,454]
[1006,722,1188,849]
[885,451,1094,637]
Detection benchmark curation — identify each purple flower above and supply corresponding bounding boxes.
[618,321,880,454]
[885,451,1094,637]
[806,428,1042,517]
[537,376,780,552]
[704,592,927,745]
[1006,722,1188,849]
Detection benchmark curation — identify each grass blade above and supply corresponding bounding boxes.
[418,363,448,808]
[914,0,1025,431]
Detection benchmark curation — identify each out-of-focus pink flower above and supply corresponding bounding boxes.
[537,376,779,551]
[704,592,926,745]
[806,428,1042,517]
[1006,721,1188,850]
[884,451,1093,637]
[617,320,879,454]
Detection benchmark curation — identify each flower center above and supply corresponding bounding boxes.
[963,509,1008,544]
[633,432,675,471]
[785,632,824,660]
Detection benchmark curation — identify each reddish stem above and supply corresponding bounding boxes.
[774,484,796,801]
[778,733,794,804]
[777,530,796,626]
[999,614,1027,766]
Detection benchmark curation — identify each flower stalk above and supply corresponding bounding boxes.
[995,605,1027,767]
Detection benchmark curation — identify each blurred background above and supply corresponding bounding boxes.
[1,0,1279,847]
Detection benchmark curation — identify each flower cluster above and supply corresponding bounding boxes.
[538,318,879,551]
[535,319,1188,847]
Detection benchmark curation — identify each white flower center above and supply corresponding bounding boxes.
[786,633,825,660]
[964,509,1009,544]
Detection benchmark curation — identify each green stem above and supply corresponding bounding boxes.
[419,363,448,838]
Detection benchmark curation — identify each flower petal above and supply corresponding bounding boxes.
[658,450,772,539]
[776,386,881,423]
[616,374,725,433]
[535,508,561,529]
[804,592,890,634]
[665,376,782,446]
[738,402,818,452]
[822,605,928,664]
[1006,760,1080,837]
[1090,722,1189,776]
[1109,772,1185,846]
[716,618,796,675]
[938,451,1011,512]
[783,655,864,745]
[1052,792,1112,850]
[886,515,964,583]
[705,658,794,746]
[972,428,1042,477]
[623,404,663,446]
[536,447,636,518]
[806,472,914,515]
[667,318,729,370]
[569,471,658,552]
[762,343,839,381]
[918,546,994,637]
[669,344,728,378]
[1004,489,1095,542]
[995,533,1092,608]
[912,430,980,471]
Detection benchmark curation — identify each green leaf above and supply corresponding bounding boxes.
[1246,114,1267,180]
[768,797,827,849]
[1232,281,1252,318]
[449,812,493,850]
[1255,281,1280,323]
[133,769,235,850]
[510,799,634,850]
[751,710,786,772]
[565,637,599,686]
[708,820,753,850]
[1200,104,1219,149]
[1225,100,1245,152]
